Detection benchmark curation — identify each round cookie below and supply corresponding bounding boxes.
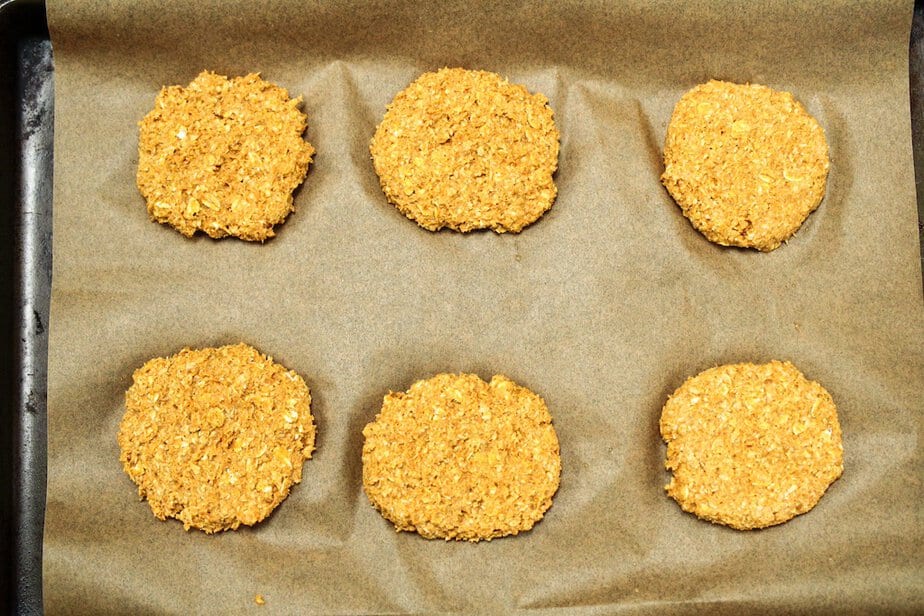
[370,68,560,233]
[661,80,829,251]
[660,360,843,530]
[362,373,561,541]
[118,343,315,533]
[137,71,314,241]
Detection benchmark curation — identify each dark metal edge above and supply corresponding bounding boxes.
[911,0,924,278]
[1,0,52,614]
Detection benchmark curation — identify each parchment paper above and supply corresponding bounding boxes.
[44,1,924,613]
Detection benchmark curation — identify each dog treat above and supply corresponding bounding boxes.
[362,373,561,541]
[137,71,314,241]
[661,80,829,251]
[370,68,559,233]
[660,360,843,530]
[118,343,315,533]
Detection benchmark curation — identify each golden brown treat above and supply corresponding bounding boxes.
[370,68,559,233]
[661,80,829,251]
[137,71,314,241]
[660,361,843,530]
[362,373,561,541]
[118,343,315,533]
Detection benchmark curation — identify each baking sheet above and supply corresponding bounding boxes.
[44,1,924,613]
[1,0,54,613]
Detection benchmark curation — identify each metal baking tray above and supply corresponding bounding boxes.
[1,0,921,613]
[2,0,52,613]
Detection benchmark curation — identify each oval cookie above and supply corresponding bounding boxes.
[660,360,843,530]
[362,373,561,541]
[661,80,829,251]
[118,343,316,533]
[370,68,560,233]
[137,71,314,241]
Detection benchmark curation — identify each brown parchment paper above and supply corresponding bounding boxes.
[44,1,924,613]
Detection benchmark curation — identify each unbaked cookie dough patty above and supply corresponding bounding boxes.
[660,361,843,530]
[137,71,314,241]
[370,68,560,233]
[661,80,829,251]
[362,373,561,541]
[119,343,316,533]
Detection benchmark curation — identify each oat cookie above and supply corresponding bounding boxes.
[119,343,315,533]
[660,361,843,530]
[362,373,561,541]
[370,68,560,233]
[661,80,829,251]
[137,71,314,241]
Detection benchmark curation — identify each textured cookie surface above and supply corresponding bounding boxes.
[661,80,829,251]
[119,343,315,533]
[660,361,843,530]
[362,373,561,541]
[137,71,314,241]
[370,68,559,233]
